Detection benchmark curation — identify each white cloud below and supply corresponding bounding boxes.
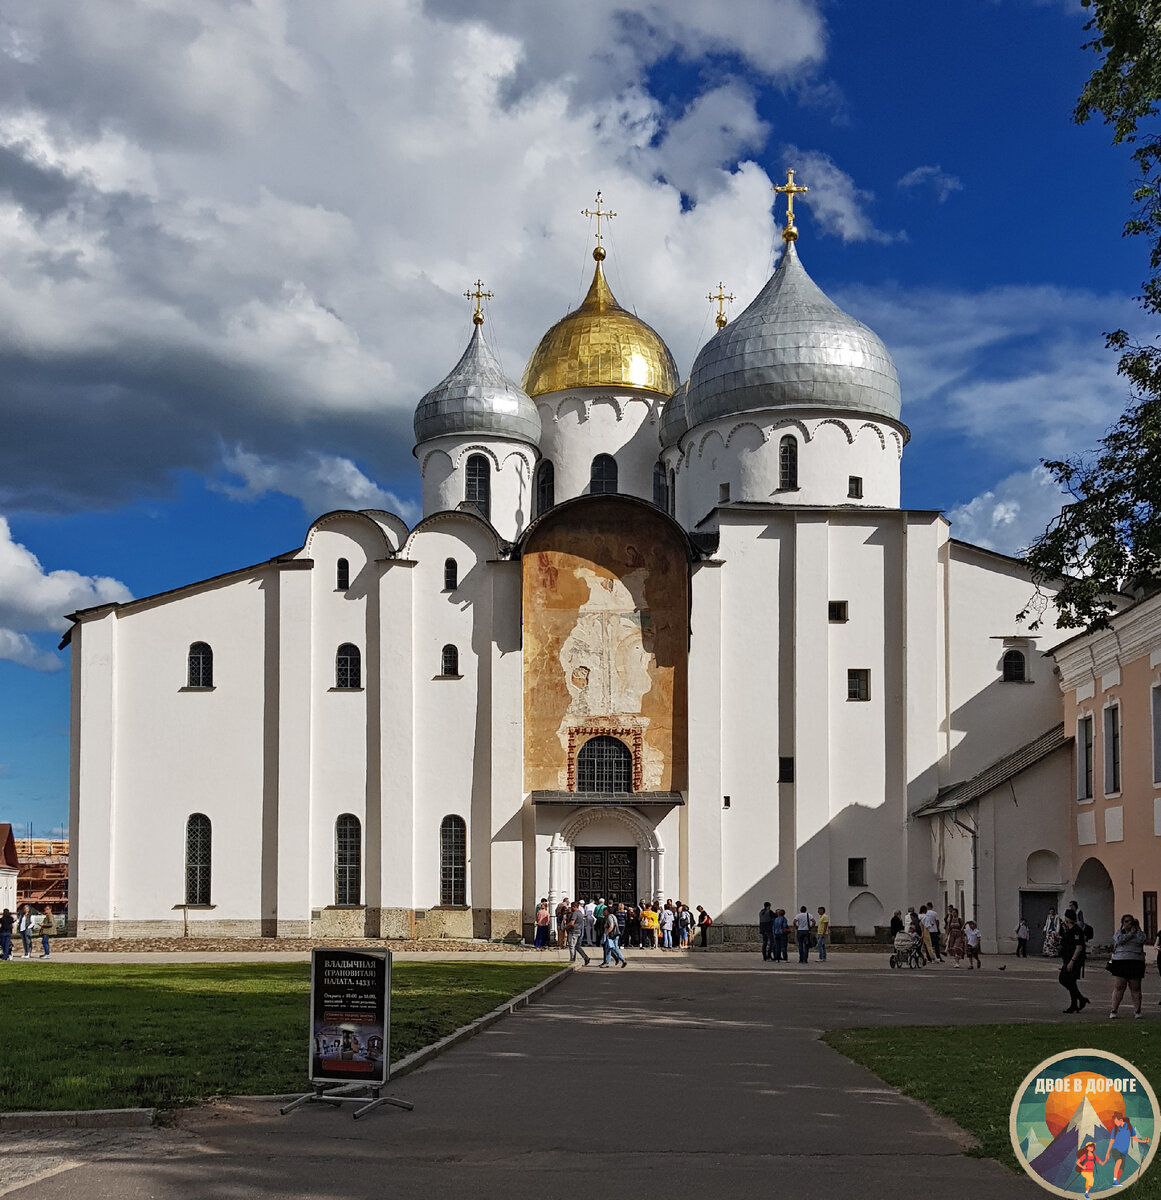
[0,516,132,670]
[215,448,421,523]
[946,466,1070,556]
[897,164,963,204]
[781,147,899,243]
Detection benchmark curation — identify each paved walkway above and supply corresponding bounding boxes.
[4,953,1139,1200]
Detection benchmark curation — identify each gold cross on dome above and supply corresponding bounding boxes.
[774,168,808,242]
[708,282,735,329]
[464,279,493,325]
[582,191,617,260]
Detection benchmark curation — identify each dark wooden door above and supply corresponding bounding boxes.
[575,847,637,905]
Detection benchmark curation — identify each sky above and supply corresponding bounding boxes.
[0,0,1152,838]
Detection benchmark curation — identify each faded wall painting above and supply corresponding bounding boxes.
[523,497,688,793]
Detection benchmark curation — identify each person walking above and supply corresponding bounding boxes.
[758,902,776,961]
[815,907,830,961]
[1015,917,1029,958]
[600,906,626,967]
[793,906,814,963]
[696,905,712,948]
[1042,908,1061,957]
[1107,913,1147,1019]
[1058,913,1089,1013]
[965,920,982,967]
[1101,1113,1149,1186]
[17,904,34,958]
[0,908,13,960]
[565,902,591,966]
[38,905,56,958]
[945,907,966,967]
[922,903,942,961]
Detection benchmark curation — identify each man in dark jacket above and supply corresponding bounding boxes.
[1059,915,1090,1013]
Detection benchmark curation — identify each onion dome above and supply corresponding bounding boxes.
[414,321,541,446]
[684,240,901,429]
[522,256,679,399]
[659,382,688,448]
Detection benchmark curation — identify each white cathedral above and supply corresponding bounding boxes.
[64,183,1072,948]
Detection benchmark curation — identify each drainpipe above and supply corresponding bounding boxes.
[951,812,979,926]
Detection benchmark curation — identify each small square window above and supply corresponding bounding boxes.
[778,757,794,783]
[828,601,848,623]
[848,857,868,887]
[848,476,863,499]
[719,482,731,502]
[847,669,870,701]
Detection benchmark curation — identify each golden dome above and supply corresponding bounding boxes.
[522,259,678,398]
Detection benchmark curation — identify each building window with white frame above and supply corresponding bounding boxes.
[1104,703,1121,794]
[1078,713,1094,800]
[185,813,212,905]
[334,813,361,906]
[440,815,466,906]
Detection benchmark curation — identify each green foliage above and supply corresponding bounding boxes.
[824,1021,1161,1198]
[1019,2,1161,629]
[0,961,561,1112]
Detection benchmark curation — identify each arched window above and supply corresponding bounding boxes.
[535,461,555,517]
[336,558,350,590]
[779,435,798,490]
[334,813,361,905]
[185,813,212,905]
[652,462,668,510]
[441,644,459,677]
[590,454,618,495]
[1002,649,1026,683]
[576,735,633,793]
[465,454,490,520]
[187,642,213,688]
[668,468,676,516]
[336,643,361,689]
[444,558,458,591]
[440,815,467,906]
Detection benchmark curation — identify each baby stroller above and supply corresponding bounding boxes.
[889,929,925,969]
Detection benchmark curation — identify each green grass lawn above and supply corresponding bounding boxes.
[0,961,562,1112]
[824,1022,1161,1199]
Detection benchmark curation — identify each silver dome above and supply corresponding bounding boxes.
[414,323,541,446]
[685,241,901,429]
[659,382,688,448]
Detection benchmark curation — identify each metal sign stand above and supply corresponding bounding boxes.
[280,1081,413,1121]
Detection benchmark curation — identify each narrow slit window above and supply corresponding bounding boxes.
[440,815,467,906]
[334,813,361,906]
[653,462,668,510]
[185,813,212,905]
[444,558,458,591]
[1078,714,1094,800]
[465,454,490,520]
[779,435,798,490]
[535,461,555,517]
[336,558,350,590]
[1104,705,1121,794]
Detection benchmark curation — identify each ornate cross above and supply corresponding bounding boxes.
[582,191,617,259]
[774,168,808,242]
[464,279,493,325]
[708,282,735,330]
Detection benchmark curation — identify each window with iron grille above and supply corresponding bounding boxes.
[444,558,458,591]
[779,435,798,490]
[847,476,863,499]
[185,813,212,905]
[334,813,361,905]
[576,735,633,793]
[590,454,618,495]
[535,461,555,517]
[1078,714,1094,800]
[668,468,676,516]
[188,642,213,688]
[336,558,350,590]
[1002,649,1026,682]
[847,668,870,702]
[653,462,668,510]
[848,857,868,887]
[441,644,459,676]
[1104,704,1121,794]
[440,815,466,906]
[465,454,490,519]
[336,643,361,689]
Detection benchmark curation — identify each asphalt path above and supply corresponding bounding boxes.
[3,953,1146,1200]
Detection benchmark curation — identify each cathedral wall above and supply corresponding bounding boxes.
[535,390,663,507]
[103,575,270,931]
[522,497,689,797]
[417,435,536,541]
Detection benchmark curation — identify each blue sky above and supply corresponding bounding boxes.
[0,0,1150,837]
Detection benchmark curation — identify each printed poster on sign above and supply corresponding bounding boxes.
[309,948,389,1087]
[1009,1048,1157,1198]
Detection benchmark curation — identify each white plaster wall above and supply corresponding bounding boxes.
[675,412,904,527]
[535,389,664,506]
[105,574,269,925]
[417,435,537,541]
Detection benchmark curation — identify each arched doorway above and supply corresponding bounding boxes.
[1074,857,1115,944]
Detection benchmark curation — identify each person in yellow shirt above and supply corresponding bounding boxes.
[816,907,830,962]
[639,905,659,949]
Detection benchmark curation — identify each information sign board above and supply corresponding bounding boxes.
[309,948,390,1088]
